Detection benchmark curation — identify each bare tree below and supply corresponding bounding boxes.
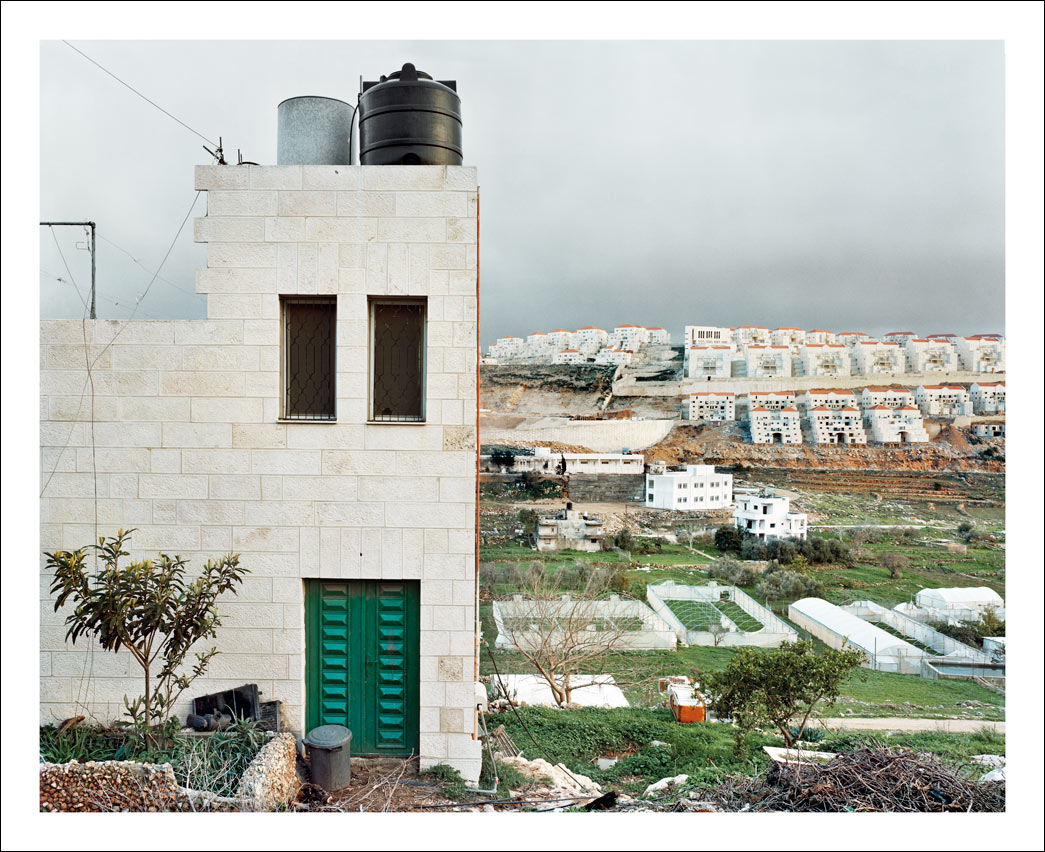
[497,563,633,707]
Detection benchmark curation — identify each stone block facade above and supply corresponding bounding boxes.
[40,164,482,780]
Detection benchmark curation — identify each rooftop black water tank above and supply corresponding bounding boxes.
[358,63,462,166]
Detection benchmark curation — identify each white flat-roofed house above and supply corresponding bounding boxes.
[645,326,671,345]
[749,391,797,411]
[860,386,915,410]
[865,405,930,443]
[734,492,808,540]
[575,326,609,355]
[595,347,633,366]
[972,421,1005,438]
[685,345,732,378]
[970,381,1006,414]
[800,343,850,377]
[802,389,858,410]
[734,325,770,347]
[805,329,837,345]
[853,340,905,376]
[503,446,645,475]
[685,325,733,348]
[610,324,649,351]
[688,392,736,422]
[808,406,868,445]
[553,348,587,365]
[536,507,605,552]
[750,406,803,444]
[957,336,1005,373]
[915,385,972,417]
[905,338,958,373]
[645,465,733,511]
[745,345,792,378]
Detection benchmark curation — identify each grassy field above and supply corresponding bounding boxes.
[492,706,1004,793]
[482,642,1004,720]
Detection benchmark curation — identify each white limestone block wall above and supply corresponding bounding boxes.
[40,164,481,779]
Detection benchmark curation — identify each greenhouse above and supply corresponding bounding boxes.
[647,581,797,647]
[788,597,925,674]
[915,586,1004,612]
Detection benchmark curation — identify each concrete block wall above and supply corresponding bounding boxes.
[40,165,481,780]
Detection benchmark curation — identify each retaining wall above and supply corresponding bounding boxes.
[479,417,675,452]
[40,731,297,812]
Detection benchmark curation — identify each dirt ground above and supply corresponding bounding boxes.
[294,757,460,813]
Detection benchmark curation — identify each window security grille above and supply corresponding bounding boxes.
[370,299,426,422]
[282,297,336,420]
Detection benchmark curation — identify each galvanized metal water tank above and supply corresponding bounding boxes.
[277,96,353,165]
[358,62,462,166]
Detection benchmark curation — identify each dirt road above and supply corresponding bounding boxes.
[817,717,1005,734]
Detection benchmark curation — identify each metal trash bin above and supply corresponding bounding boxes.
[304,725,352,790]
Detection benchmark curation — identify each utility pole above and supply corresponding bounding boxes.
[40,221,96,319]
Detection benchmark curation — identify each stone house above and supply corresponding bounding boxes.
[40,161,483,781]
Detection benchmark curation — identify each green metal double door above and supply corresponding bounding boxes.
[305,580,420,756]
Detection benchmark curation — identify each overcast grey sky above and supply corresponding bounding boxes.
[39,39,1005,345]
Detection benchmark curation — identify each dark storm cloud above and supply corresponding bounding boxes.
[39,40,1004,344]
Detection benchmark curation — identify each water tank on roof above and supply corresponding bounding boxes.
[358,62,462,165]
[277,96,352,165]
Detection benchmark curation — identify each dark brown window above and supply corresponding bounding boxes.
[369,298,426,422]
[282,297,336,421]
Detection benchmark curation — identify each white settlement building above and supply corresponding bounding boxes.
[552,348,586,365]
[734,492,808,540]
[645,326,671,345]
[594,347,633,366]
[745,345,793,378]
[905,337,957,373]
[575,326,609,354]
[802,389,858,410]
[970,382,1005,414]
[837,331,869,347]
[748,391,797,411]
[750,406,803,445]
[645,465,733,511]
[800,343,850,377]
[734,326,770,346]
[39,151,484,780]
[685,325,733,348]
[610,323,650,351]
[852,340,905,376]
[865,405,930,444]
[808,406,868,445]
[771,327,806,349]
[915,385,972,417]
[688,391,736,422]
[956,336,1005,373]
[685,346,732,378]
[861,386,915,409]
[805,329,837,345]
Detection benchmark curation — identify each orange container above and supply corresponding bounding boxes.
[668,684,706,724]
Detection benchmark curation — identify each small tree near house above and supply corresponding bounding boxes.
[702,640,865,751]
[497,563,632,707]
[47,529,248,738]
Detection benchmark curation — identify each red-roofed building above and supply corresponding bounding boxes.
[800,342,850,377]
[915,384,971,417]
[688,391,736,422]
[970,382,1005,414]
[808,403,868,445]
[750,406,803,445]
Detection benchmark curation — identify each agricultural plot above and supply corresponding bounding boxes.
[667,599,763,633]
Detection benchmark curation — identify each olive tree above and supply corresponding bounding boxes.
[702,640,865,750]
[47,529,248,736]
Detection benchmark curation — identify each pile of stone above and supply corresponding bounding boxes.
[40,760,182,813]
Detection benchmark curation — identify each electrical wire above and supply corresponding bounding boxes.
[97,233,199,298]
[62,41,218,148]
[39,191,201,499]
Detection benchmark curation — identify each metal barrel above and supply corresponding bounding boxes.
[277,96,353,165]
